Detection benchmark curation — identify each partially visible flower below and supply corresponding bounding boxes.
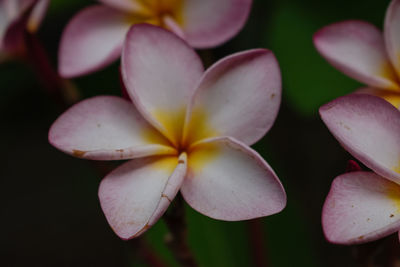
[314,0,400,108]
[320,94,400,244]
[58,0,252,78]
[0,0,49,59]
[49,24,286,239]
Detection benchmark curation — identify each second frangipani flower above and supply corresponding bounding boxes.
[58,0,252,78]
[49,24,286,239]
[0,0,49,58]
[320,94,400,244]
[314,0,400,107]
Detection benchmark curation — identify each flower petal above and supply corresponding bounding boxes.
[322,171,400,244]
[121,24,204,145]
[58,5,132,78]
[163,15,185,39]
[184,49,281,146]
[384,0,400,76]
[320,94,400,184]
[98,0,149,13]
[314,20,399,90]
[0,1,11,48]
[181,137,286,221]
[27,0,49,32]
[49,96,175,160]
[355,87,400,108]
[99,153,187,239]
[1,0,36,53]
[180,0,252,48]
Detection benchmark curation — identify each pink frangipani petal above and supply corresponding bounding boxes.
[185,49,281,146]
[49,96,175,160]
[314,20,399,90]
[323,171,400,244]
[384,0,400,76]
[180,0,252,48]
[99,154,186,239]
[320,94,400,185]
[181,136,286,221]
[58,5,132,78]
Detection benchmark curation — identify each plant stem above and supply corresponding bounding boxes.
[21,30,168,267]
[24,32,80,109]
[163,194,198,267]
[128,238,167,267]
[248,219,269,267]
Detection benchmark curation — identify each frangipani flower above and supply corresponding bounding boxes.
[0,0,49,58]
[320,94,400,244]
[314,0,400,108]
[58,0,252,78]
[49,24,286,239]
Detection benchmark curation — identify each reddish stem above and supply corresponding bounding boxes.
[24,32,80,109]
[128,238,167,267]
[247,219,269,267]
[163,194,198,267]
[345,160,362,173]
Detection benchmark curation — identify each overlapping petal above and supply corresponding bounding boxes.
[122,24,204,145]
[385,0,400,76]
[98,0,149,14]
[180,0,252,48]
[320,94,400,184]
[0,0,48,56]
[356,87,400,108]
[181,137,286,221]
[26,0,49,32]
[99,153,187,239]
[314,20,399,90]
[0,1,11,48]
[58,5,133,78]
[323,171,400,244]
[184,49,281,146]
[49,96,175,160]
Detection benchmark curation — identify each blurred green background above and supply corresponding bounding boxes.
[1,0,399,266]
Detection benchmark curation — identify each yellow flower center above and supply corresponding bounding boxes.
[386,182,400,213]
[146,106,220,172]
[129,0,184,27]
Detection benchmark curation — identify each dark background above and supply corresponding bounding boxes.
[1,0,399,266]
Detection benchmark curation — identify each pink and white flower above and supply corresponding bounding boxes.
[58,0,252,78]
[0,0,49,58]
[320,93,400,244]
[314,0,400,107]
[49,24,286,239]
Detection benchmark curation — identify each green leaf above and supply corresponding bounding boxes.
[265,0,362,116]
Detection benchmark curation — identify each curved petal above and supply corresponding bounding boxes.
[180,0,252,48]
[99,0,150,14]
[314,20,399,90]
[58,5,133,78]
[0,1,11,49]
[181,137,286,221]
[384,0,400,76]
[99,153,187,239]
[183,49,281,146]
[163,15,185,39]
[322,171,400,244]
[121,24,204,145]
[355,87,400,108]
[27,0,49,32]
[1,0,36,53]
[2,0,33,20]
[320,94,400,184]
[49,96,175,160]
